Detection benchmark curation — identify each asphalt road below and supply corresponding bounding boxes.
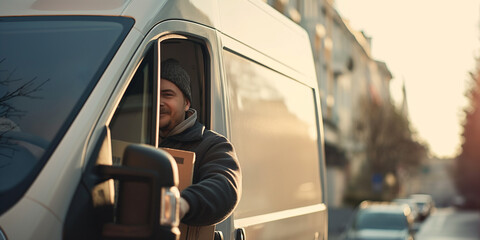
[415,207,480,240]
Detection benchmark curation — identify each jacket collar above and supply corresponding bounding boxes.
[163,109,197,137]
[168,121,204,142]
[162,109,204,142]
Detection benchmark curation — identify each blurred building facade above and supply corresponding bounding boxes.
[264,0,394,207]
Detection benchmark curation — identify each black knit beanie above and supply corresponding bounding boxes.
[161,58,192,101]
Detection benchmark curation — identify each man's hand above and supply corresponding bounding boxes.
[179,197,190,219]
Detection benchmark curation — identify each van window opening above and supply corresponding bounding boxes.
[160,38,210,128]
[109,37,210,165]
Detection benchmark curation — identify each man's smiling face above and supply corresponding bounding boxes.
[159,78,190,136]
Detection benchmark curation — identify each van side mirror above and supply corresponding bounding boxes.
[97,144,180,240]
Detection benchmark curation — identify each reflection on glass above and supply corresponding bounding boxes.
[224,50,322,218]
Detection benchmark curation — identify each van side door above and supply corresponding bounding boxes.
[222,38,328,240]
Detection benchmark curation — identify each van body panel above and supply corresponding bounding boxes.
[122,0,221,37]
[0,197,61,239]
[222,45,327,239]
[0,0,129,16]
[236,205,327,240]
[217,0,317,83]
[220,35,313,89]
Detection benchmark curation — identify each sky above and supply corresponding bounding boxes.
[334,0,480,158]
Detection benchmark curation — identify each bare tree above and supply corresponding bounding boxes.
[0,58,50,120]
[352,95,427,200]
[0,58,49,151]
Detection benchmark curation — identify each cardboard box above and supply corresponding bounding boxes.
[161,148,215,240]
[161,148,195,192]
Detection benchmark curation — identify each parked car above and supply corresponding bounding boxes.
[393,198,420,221]
[344,201,415,240]
[410,194,435,220]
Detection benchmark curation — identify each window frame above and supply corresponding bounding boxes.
[158,35,211,130]
[108,33,212,156]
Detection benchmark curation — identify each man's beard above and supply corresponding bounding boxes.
[160,107,170,115]
[159,117,172,131]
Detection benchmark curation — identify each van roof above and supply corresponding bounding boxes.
[0,0,317,83]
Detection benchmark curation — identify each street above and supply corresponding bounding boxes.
[415,207,480,240]
[328,207,480,240]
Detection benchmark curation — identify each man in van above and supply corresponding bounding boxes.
[158,59,241,226]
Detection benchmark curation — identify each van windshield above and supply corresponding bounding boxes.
[0,16,133,212]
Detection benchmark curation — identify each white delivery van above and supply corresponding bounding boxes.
[0,0,328,239]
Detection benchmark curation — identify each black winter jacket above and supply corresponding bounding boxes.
[159,121,241,226]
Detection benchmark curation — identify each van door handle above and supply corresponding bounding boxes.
[235,228,246,240]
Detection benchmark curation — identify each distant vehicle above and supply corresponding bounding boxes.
[344,201,415,240]
[410,194,435,220]
[393,198,420,221]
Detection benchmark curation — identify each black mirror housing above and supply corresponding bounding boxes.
[98,144,180,240]
[122,144,179,187]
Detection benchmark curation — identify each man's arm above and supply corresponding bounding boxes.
[179,197,190,219]
[180,133,241,226]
